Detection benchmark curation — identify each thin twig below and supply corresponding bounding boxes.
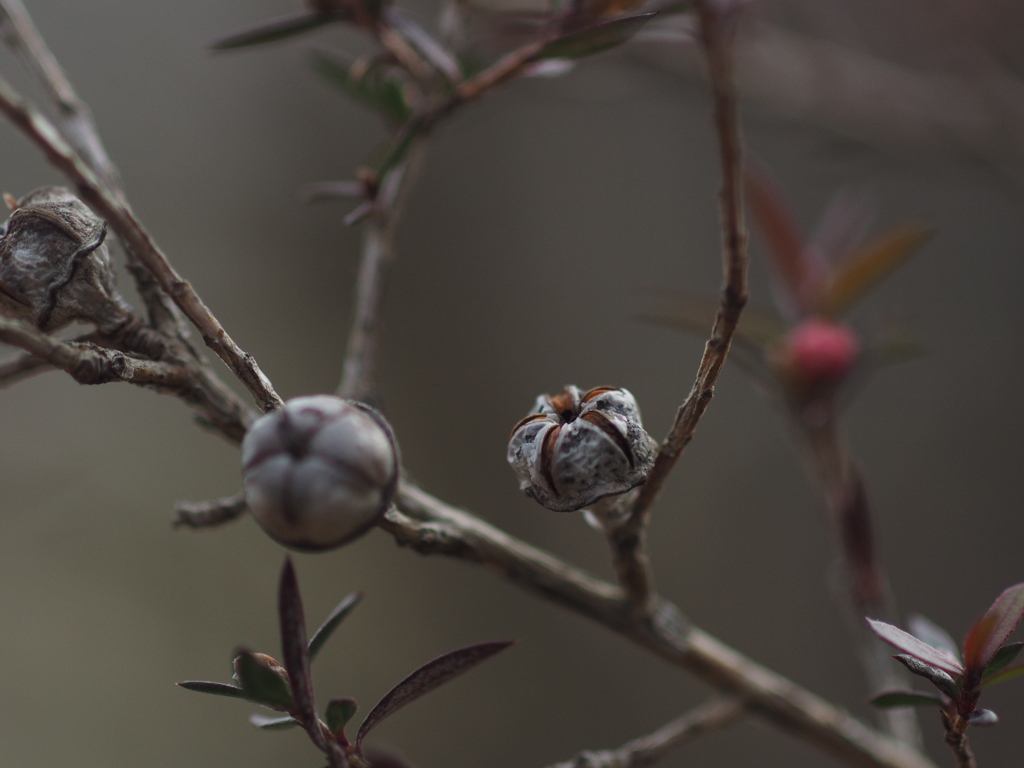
[0,346,51,385]
[384,482,937,768]
[0,0,121,192]
[337,139,428,402]
[609,0,749,611]
[0,317,187,387]
[173,492,248,529]
[801,412,920,746]
[0,75,283,413]
[941,712,976,768]
[544,697,745,768]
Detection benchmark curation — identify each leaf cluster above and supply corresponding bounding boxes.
[179,558,514,767]
[867,583,1024,731]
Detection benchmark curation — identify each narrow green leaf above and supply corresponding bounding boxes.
[177,681,246,699]
[356,640,516,747]
[536,13,658,60]
[979,662,1024,688]
[309,592,363,662]
[250,714,300,730]
[212,13,345,51]
[325,698,358,734]
[235,651,293,710]
[744,163,812,315]
[964,583,1024,675]
[982,642,1024,681]
[817,223,932,318]
[893,654,960,700]
[310,51,414,125]
[869,690,944,709]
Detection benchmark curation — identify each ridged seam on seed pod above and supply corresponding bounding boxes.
[241,395,399,552]
[0,187,130,333]
[507,386,655,512]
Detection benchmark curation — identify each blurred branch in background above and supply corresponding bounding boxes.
[636,15,1024,185]
[543,697,745,768]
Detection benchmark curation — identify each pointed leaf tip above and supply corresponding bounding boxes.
[866,618,964,676]
[309,591,363,661]
[250,713,300,730]
[177,680,246,699]
[536,13,658,60]
[211,12,344,51]
[355,639,516,747]
[893,655,960,700]
[963,583,1024,674]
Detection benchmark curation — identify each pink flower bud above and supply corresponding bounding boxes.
[241,395,399,552]
[772,318,861,392]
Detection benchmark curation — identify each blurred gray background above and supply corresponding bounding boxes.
[1,1,1023,766]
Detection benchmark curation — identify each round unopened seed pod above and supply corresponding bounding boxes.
[0,187,129,332]
[241,395,399,552]
[507,385,655,512]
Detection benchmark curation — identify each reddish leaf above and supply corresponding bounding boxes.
[866,618,964,676]
[355,640,515,747]
[963,583,1024,675]
[815,223,931,319]
[278,558,324,750]
[744,164,813,315]
[907,614,962,664]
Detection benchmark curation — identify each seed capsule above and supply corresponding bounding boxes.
[0,187,128,332]
[507,385,655,512]
[241,395,399,552]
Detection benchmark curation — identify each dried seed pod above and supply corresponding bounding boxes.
[241,395,399,552]
[508,385,655,512]
[0,187,129,332]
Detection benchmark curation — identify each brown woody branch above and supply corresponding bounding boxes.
[0,75,283,413]
[606,0,749,612]
[544,697,745,768]
[385,482,937,768]
[337,140,428,402]
[0,317,187,387]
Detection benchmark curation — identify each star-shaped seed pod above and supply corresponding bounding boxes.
[0,187,129,333]
[507,385,655,512]
[241,395,399,552]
